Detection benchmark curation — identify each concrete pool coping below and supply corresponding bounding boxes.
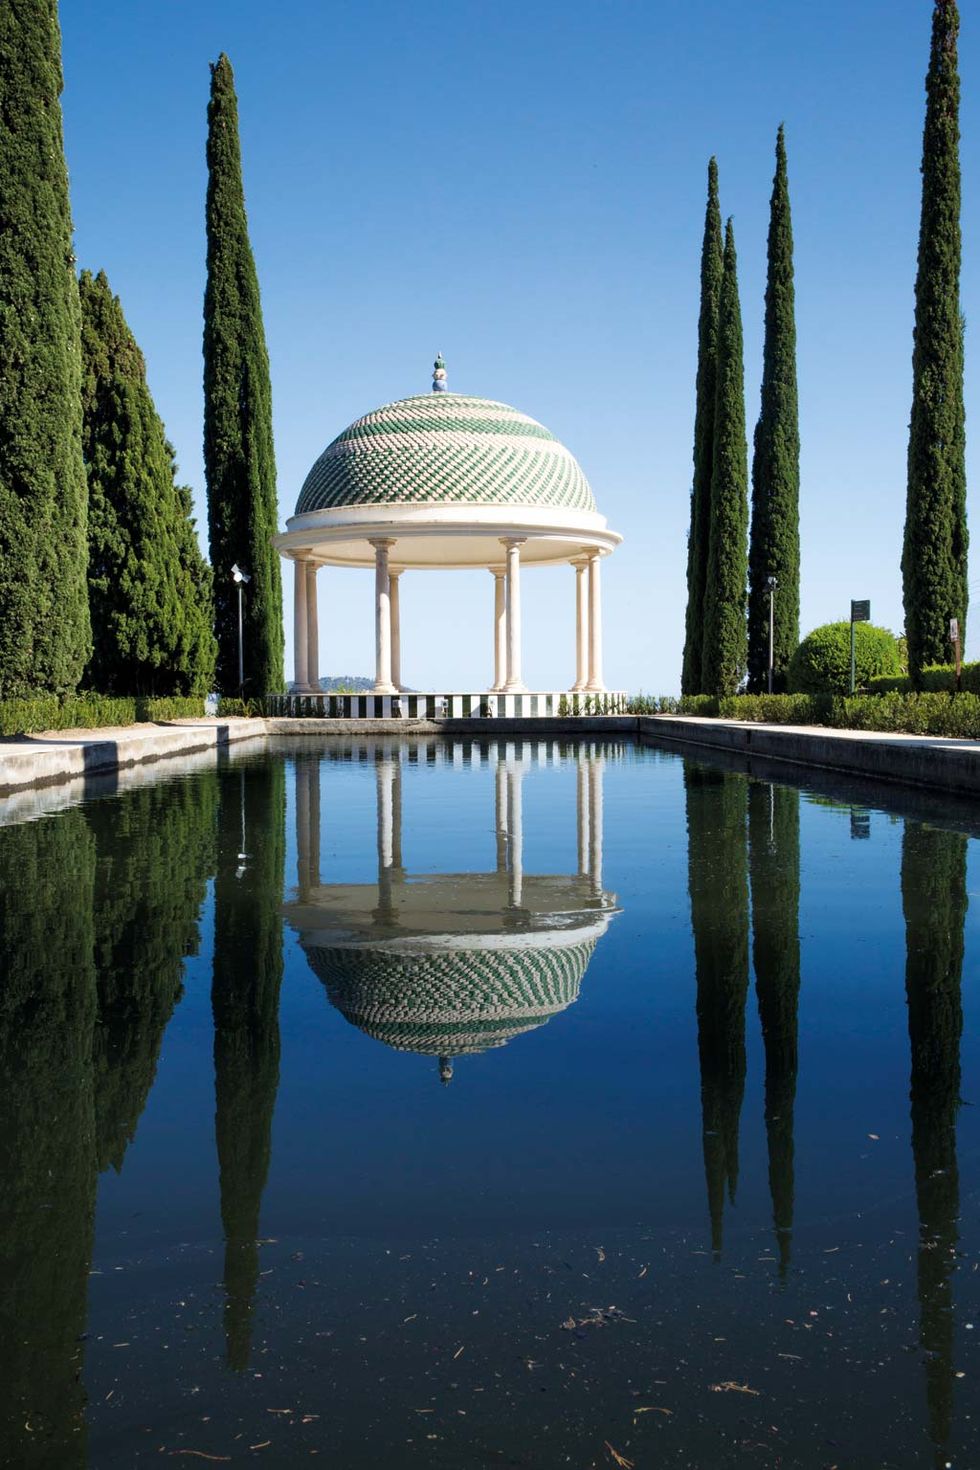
[0,712,978,799]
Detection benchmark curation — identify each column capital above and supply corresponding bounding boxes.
[388,566,403,580]
[368,537,397,550]
[489,565,506,579]
[570,554,590,569]
[499,536,527,550]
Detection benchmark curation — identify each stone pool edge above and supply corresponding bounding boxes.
[0,717,268,796]
[639,715,980,797]
[0,713,978,799]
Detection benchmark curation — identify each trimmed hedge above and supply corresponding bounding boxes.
[216,696,265,718]
[664,690,980,739]
[0,693,209,736]
[865,661,980,695]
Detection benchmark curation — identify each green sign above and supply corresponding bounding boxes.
[851,599,871,622]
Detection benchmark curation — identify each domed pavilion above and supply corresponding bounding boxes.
[283,736,619,1082]
[274,359,623,711]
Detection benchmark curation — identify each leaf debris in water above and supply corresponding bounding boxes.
[604,1443,635,1468]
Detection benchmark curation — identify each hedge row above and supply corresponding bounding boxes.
[662,690,980,738]
[0,693,209,736]
[865,661,980,695]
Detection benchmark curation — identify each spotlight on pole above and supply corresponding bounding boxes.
[231,565,251,699]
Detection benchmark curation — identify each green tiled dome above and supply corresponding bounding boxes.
[295,394,596,516]
[307,939,595,1057]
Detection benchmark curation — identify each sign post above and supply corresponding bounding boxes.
[849,599,871,695]
[950,616,961,690]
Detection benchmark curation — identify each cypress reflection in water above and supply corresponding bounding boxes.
[748,782,800,1278]
[212,761,286,1371]
[89,777,219,1171]
[0,812,98,1468]
[685,766,750,1258]
[901,822,967,1464]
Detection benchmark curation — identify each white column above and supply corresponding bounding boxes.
[586,552,605,692]
[306,561,320,693]
[587,756,604,896]
[370,539,396,694]
[392,756,403,869]
[571,557,589,690]
[490,568,506,692]
[375,757,396,922]
[507,763,524,909]
[576,754,590,875]
[389,571,402,691]
[501,538,527,692]
[293,556,310,693]
[494,755,508,872]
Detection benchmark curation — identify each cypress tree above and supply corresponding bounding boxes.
[682,159,724,695]
[89,773,218,1171]
[0,0,90,697]
[901,821,966,1459]
[903,0,967,683]
[204,55,284,696]
[0,812,97,1467]
[702,221,749,696]
[80,270,217,695]
[685,765,749,1258]
[213,761,285,1370]
[748,781,800,1278]
[748,128,800,693]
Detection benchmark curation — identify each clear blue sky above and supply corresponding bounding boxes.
[60,0,979,692]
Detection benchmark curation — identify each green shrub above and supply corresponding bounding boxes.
[0,693,136,735]
[135,696,207,722]
[863,661,980,695]
[835,692,980,738]
[216,696,263,718]
[678,694,720,716]
[788,622,902,694]
[864,673,913,694]
[717,693,832,725]
[642,690,980,739]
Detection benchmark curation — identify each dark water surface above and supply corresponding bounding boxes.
[1,735,978,1469]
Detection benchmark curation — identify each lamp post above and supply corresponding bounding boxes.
[766,576,778,694]
[231,564,251,698]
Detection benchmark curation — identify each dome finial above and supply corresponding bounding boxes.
[439,1054,454,1085]
[432,353,448,393]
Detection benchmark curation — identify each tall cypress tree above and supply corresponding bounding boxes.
[685,765,750,1258]
[0,0,90,697]
[682,159,724,695]
[0,811,97,1467]
[204,55,284,696]
[702,221,749,695]
[80,270,217,695]
[89,773,218,1172]
[213,761,285,1370]
[748,128,800,693]
[903,0,967,683]
[901,821,966,1460]
[748,781,800,1278]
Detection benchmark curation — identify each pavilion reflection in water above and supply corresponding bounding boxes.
[285,740,619,1081]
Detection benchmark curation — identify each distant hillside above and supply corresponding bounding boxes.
[319,675,375,692]
[287,675,417,693]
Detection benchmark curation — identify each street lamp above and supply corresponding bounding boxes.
[231,564,251,698]
[766,576,778,694]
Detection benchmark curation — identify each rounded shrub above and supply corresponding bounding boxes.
[787,622,903,695]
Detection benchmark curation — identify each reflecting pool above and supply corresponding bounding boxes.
[0,736,977,1467]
